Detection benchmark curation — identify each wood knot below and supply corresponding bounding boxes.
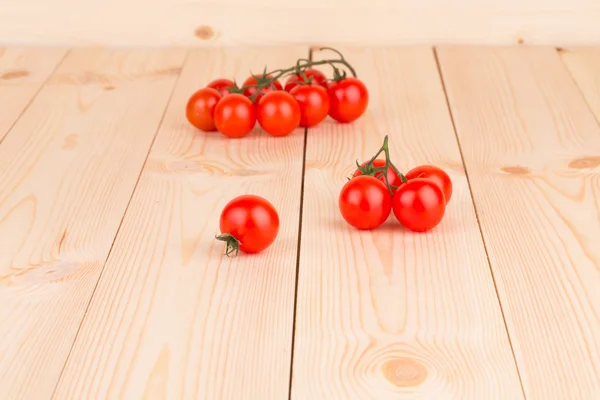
[568,156,600,169]
[62,134,78,150]
[382,358,427,387]
[1,69,29,80]
[104,85,116,91]
[195,25,215,40]
[500,165,531,175]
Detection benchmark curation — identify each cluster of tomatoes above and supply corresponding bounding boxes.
[185,51,369,138]
[339,136,453,233]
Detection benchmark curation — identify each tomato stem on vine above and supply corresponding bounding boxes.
[356,135,407,195]
[215,233,241,257]
[227,47,357,96]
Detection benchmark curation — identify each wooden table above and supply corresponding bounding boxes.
[0,46,599,399]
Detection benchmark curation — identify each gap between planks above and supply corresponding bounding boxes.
[48,49,192,400]
[431,46,527,399]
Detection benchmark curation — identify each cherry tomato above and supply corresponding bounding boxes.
[289,84,330,128]
[207,78,235,96]
[284,68,328,92]
[256,91,301,137]
[353,159,403,190]
[392,178,446,232]
[339,175,392,230]
[242,74,283,103]
[405,165,453,204]
[327,77,369,123]
[213,94,256,138]
[185,87,222,132]
[217,194,280,256]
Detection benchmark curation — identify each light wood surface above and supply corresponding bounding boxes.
[560,47,600,122]
[437,46,600,399]
[0,45,599,399]
[0,48,186,399]
[290,47,524,399]
[0,47,67,141]
[53,47,306,400]
[1,0,600,46]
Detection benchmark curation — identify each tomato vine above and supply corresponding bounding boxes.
[353,135,408,194]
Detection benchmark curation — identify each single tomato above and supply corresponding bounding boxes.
[207,78,235,96]
[289,84,330,128]
[186,87,222,131]
[339,175,392,230]
[327,77,369,123]
[353,159,404,190]
[284,68,328,92]
[216,194,280,256]
[213,94,256,138]
[405,165,453,204]
[256,91,301,137]
[392,178,446,232]
[242,74,283,103]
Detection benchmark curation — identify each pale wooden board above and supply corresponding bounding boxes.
[1,0,600,46]
[53,47,306,399]
[290,47,524,399]
[560,47,600,122]
[437,46,600,399]
[0,48,186,399]
[0,47,67,141]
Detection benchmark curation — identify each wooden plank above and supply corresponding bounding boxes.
[1,0,600,47]
[0,48,186,399]
[437,46,600,399]
[0,47,67,141]
[290,47,523,399]
[559,47,600,123]
[53,47,306,399]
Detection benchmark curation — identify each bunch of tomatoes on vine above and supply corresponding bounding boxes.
[340,136,453,233]
[185,47,369,138]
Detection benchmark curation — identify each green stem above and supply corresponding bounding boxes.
[232,47,357,98]
[215,233,241,257]
[354,135,407,195]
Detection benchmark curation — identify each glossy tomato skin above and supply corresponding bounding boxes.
[186,87,222,131]
[353,159,403,190]
[243,74,283,103]
[339,175,392,230]
[219,195,280,254]
[207,78,235,96]
[289,84,330,128]
[392,178,446,232]
[284,68,328,92]
[256,91,301,137]
[213,94,256,138]
[327,78,369,123]
[405,165,453,204]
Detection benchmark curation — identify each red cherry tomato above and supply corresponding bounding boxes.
[242,74,283,103]
[289,84,330,128]
[284,68,328,92]
[217,194,280,256]
[352,159,403,190]
[207,78,235,96]
[185,87,222,131]
[256,91,301,137]
[339,175,392,230]
[405,165,453,204]
[392,178,446,232]
[327,77,369,123]
[213,94,256,138]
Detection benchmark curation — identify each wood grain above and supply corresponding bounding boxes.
[53,47,306,400]
[290,47,523,399]
[0,48,186,399]
[437,46,600,399]
[1,0,600,46]
[559,47,600,123]
[0,47,67,142]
